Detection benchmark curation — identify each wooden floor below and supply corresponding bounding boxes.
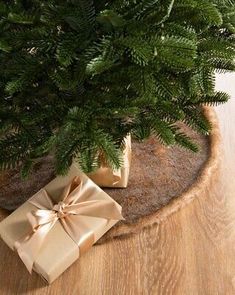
[0,73,235,295]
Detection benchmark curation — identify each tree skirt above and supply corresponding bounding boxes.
[100,107,221,243]
[0,107,221,244]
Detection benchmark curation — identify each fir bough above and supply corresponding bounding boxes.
[0,0,234,175]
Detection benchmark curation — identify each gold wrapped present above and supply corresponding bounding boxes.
[87,135,131,188]
[0,165,123,284]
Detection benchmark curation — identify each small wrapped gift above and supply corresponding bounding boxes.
[87,135,131,188]
[0,165,123,284]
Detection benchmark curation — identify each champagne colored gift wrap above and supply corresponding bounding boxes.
[87,135,131,188]
[0,165,123,284]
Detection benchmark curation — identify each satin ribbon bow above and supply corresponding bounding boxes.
[14,176,123,273]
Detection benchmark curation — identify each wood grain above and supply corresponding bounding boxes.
[0,73,235,295]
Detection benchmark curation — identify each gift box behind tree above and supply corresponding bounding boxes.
[0,165,123,284]
[86,135,131,188]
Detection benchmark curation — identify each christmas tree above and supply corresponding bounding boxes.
[0,0,234,176]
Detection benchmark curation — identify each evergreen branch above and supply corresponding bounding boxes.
[182,107,212,135]
[193,91,230,106]
[92,129,122,170]
[174,132,199,152]
[149,116,176,145]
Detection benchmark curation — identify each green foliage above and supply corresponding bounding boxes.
[0,0,234,176]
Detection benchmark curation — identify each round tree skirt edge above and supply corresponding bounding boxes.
[98,107,221,244]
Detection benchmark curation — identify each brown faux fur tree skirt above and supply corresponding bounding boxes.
[0,107,221,244]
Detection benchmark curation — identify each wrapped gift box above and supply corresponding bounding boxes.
[87,135,131,188]
[0,165,123,284]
